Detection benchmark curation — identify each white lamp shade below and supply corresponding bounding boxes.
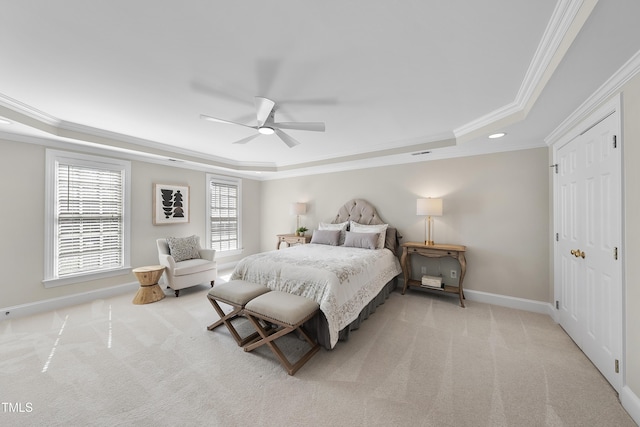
[417,198,443,216]
[290,202,307,215]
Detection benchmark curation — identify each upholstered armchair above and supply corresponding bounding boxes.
[156,236,217,297]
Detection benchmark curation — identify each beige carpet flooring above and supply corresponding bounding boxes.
[0,275,635,427]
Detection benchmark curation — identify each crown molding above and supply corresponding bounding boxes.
[515,0,589,110]
[545,48,640,145]
[0,95,280,172]
[0,93,59,126]
[454,0,595,140]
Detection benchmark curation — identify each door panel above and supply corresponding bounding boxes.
[556,111,622,392]
[558,138,582,341]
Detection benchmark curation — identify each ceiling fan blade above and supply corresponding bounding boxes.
[273,122,325,132]
[232,134,261,145]
[274,128,301,148]
[255,97,276,127]
[200,114,256,130]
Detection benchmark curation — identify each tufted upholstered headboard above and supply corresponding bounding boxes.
[331,199,401,254]
[332,199,385,225]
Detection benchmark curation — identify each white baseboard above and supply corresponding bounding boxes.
[464,289,555,316]
[621,385,640,425]
[1,263,240,322]
[1,281,139,321]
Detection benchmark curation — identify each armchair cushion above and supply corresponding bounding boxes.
[173,258,217,276]
[166,235,201,262]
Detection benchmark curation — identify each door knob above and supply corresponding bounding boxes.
[570,249,585,258]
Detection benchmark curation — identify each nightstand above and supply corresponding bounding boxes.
[276,233,311,250]
[400,242,467,307]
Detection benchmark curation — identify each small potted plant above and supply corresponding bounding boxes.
[296,226,308,237]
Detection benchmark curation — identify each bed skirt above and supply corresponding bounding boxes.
[305,276,398,350]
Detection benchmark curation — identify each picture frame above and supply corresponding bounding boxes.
[153,184,190,225]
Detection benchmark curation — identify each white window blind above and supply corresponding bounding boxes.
[56,163,124,276]
[45,150,131,287]
[208,176,241,253]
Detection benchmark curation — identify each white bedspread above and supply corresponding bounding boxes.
[230,244,402,348]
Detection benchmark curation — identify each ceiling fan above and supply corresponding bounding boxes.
[200,96,325,148]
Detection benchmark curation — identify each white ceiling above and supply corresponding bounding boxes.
[1,1,640,179]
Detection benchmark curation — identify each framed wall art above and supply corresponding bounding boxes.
[153,184,190,225]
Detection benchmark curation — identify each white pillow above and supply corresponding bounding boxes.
[349,221,388,249]
[318,221,349,245]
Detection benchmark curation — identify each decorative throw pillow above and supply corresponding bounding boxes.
[349,221,388,249]
[310,229,341,246]
[342,231,379,250]
[318,221,349,245]
[166,235,201,262]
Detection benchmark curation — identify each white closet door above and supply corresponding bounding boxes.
[557,135,583,343]
[556,111,622,392]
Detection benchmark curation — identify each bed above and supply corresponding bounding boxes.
[230,199,402,349]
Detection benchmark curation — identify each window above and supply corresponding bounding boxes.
[207,174,242,256]
[44,150,131,287]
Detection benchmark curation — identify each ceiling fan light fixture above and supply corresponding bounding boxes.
[202,97,323,148]
[258,126,275,135]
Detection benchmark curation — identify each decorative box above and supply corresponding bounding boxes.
[421,275,443,289]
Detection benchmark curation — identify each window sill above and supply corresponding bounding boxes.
[43,267,132,288]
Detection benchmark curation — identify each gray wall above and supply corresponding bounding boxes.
[260,148,550,302]
[0,139,261,308]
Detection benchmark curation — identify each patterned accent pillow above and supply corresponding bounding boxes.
[166,235,201,262]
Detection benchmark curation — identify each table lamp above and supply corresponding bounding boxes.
[290,202,307,231]
[417,198,443,245]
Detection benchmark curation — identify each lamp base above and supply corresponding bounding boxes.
[424,216,436,247]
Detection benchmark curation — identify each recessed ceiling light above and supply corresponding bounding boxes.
[0,118,11,125]
[489,132,506,139]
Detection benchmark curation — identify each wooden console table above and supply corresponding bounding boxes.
[400,242,467,307]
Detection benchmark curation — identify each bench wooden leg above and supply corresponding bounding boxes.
[207,296,260,347]
[244,313,320,375]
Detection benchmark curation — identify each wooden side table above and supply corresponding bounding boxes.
[400,242,467,307]
[276,234,311,250]
[132,265,166,304]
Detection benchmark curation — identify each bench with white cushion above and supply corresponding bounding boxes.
[207,280,271,346]
[243,291,320,375]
